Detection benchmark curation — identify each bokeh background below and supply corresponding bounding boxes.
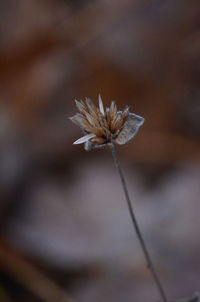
[0,0,200,301]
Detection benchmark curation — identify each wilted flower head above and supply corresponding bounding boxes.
[70,95,144,151]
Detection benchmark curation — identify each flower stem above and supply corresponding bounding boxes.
[109,143,168,302]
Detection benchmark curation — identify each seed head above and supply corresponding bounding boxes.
[70,95,144,150]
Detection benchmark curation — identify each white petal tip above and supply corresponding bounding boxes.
[73,133,96,145]
[98,94,105,115]
[73,140,82,145]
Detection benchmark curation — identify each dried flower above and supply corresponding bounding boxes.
[70,95,144,150]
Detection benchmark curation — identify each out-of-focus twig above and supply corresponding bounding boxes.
[173,292,199,302]
[0,239,76,302]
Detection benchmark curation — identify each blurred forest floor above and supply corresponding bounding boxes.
[0,0,200,301]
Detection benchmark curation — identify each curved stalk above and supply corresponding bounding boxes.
[109,143,168,302]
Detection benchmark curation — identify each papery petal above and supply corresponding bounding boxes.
[115,113,144,145]
[73,133,96,144]
[75,99,86,113]
[85,98,96,115]
[84,111,96,126]
[98,94,105,115]
[110,112,123,133]
[70,114,93,132]
[121,106,130,120]
[109,101,117,118]
[69,113,84,127]
[84,140,107,151]
[84,139,93,151]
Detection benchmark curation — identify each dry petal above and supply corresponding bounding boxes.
[115,113,144,145]
[73,133,96,144]
[121,106,130,120]
[110,113,123,133]
[98,94,105,115]
[75,100,86,114]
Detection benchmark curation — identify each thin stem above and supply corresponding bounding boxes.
[109,143,168,302]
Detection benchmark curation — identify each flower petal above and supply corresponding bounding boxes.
[75,99,86,113]
[98,94,105,115]
[84,140,107,151]
[84,139,93,151]
[115,113,144,145]
[73,133,96,144]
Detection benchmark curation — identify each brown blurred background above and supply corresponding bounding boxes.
[0,0,200,301]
